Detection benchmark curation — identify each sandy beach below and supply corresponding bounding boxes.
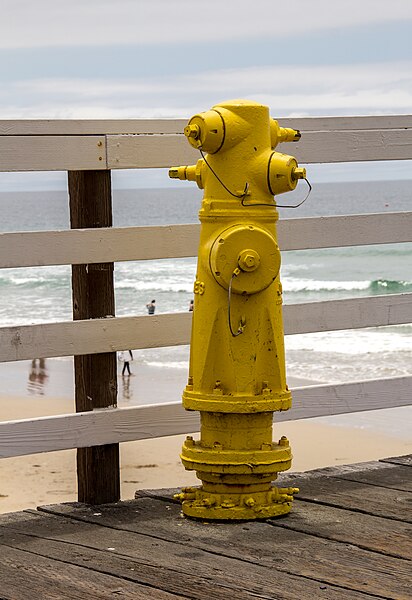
[1,358,411,514]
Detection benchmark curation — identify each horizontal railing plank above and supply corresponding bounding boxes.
[106,128,412,169]
[1,294,410,362]
[1,212,411,268]
[280,114,412,132]
[0,119,188,136]
[278,212,412,251]
[0,122,411,171]
[1,313,191,362]
[0,313,189,362]
[0,375,410,458]
[106,133,196,168]
[0,224,200,268]
[295,128,412,163]
[1,115,410,136]
[283,293,412,335]
[0,135,107,172]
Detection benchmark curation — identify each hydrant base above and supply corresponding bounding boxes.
[181,499,292,521]
[175,484,299,521]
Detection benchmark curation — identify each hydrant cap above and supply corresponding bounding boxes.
[210,225,281,295]
[185,110,225,154]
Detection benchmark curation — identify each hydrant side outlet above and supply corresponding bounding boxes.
[169,99,303,520]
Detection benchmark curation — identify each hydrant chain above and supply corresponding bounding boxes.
[270,177,312,209]
[228,269,244,337]
[199,148,249,200]
[241,175,311,209]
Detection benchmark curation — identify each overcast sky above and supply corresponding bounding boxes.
[1,0,412,188]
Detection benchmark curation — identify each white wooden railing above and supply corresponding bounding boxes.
[0,115,411,498]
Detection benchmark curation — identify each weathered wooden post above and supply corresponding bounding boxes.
[68,170,120,504]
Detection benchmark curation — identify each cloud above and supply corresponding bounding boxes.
[2,0,412,49]
[2,61,411,118]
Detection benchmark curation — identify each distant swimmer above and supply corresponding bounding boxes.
[146,299,156,315]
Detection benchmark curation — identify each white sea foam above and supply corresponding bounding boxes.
[145,360,189,369]
[115,279,193,293]
[1,274,53,285]
[286,327,412,355]
[282,278,371,292]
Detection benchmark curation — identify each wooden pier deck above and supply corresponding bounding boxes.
[0,455,410,600]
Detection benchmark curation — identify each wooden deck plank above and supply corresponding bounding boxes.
[0,544,180,600]
[334,464,412,493]
[1,458,411,600]
[0,518,259,600]
[135,487,412,560]
[282,460,412,493]
[0,510,364,600]
[381,455,412,467]
[277,463,412,523]
[38,499,412,599]
[291,485,412,524]
[276,501,412,560]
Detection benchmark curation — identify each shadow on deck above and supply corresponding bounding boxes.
[0,455,411,599]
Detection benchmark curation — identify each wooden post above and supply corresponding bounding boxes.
[68,170,120,504]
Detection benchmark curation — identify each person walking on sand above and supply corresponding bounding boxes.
[146,299,156,315]
[119,350,133,376]
[189,299,194,312]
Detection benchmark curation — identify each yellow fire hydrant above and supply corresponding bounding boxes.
[169,99,304,520]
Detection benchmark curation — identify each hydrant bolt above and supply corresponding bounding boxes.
[184,124,200,140]
[238,249,260,272]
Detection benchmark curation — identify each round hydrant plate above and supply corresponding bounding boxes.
[210,224,281,295]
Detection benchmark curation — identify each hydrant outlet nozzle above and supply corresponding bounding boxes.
[169,161,204,189]
[292,167,306,181]
[291,129,301,141]
[279,127,301,143]
[271,119,302,147]
[169,166,188,180]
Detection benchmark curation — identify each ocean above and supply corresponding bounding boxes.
[0,179,411,393]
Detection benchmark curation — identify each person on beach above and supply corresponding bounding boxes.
[118,350,133,376]
[189,299,194,312]
[146,299,156,315]
[28,358,48,395]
